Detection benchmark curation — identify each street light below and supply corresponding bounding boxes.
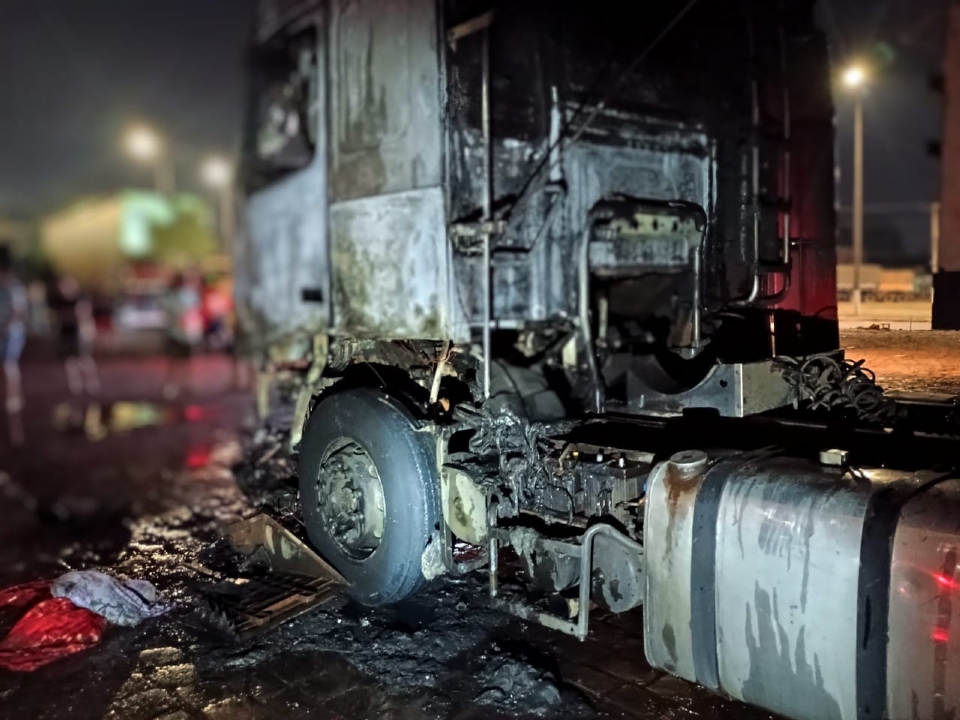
[201,157,232,188]
[124,124,175,196]
[201,156,236,254]
[842,63,868,316]
[842,65,866,90]
[125,126,161,162]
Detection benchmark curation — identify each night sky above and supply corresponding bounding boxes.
[826,0,946,259]
[0,0,257,215]
[0,0,947,257]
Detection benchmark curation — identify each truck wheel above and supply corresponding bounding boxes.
[298,387,440,606]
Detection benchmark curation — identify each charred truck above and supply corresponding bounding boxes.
[237,2,960,719]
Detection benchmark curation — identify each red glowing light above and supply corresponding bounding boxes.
[185,447,212,469]
[934,573,957,591]
[183,405,206,422]
[932,628,950,644]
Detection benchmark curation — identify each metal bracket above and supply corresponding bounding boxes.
[446,10,495,49]
[486,501,644,641]
[449,221,507,258]
[449,220,506,240]
[289,334,329,451]
[224,513,347,582]
[440,523,488,577]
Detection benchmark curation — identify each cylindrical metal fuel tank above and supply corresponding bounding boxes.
[644,450,960,720]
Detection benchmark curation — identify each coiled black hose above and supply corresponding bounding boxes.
[776,353,896,424]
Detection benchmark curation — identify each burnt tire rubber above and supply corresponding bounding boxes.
[298,387,440,606]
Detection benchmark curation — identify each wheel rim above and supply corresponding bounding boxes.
[316,439,386,560]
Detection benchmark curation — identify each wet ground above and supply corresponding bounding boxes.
[1,331,957,719]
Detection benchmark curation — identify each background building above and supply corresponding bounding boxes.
[41,191,218,296]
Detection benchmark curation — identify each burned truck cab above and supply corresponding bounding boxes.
[441,0,839,417]
[235,3,960,719]
[237,0,838,636]
[238,0,839,419]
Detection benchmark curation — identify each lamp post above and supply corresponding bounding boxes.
[201,156,235,254]
[842,64,868,316]
[931,201,941,275]
[125,125,175,196]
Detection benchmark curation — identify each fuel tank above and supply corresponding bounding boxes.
[643,450,960,720]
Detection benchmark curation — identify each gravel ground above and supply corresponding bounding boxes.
[841,328,960,395]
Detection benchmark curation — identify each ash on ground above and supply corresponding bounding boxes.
[218,426,590,718]
[2,356,777,720]
[233,420,300,513]
[192,572,589,718]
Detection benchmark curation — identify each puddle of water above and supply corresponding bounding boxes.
[52,402,207,441]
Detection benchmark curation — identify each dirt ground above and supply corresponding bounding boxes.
[836,300,932,323]
[841,328,960,395]
[1,330,958,719]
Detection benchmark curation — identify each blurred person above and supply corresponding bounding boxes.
[202,275,251,390]
[0,246,27,447]
[202,274,233,353]
[27,276,52,336]
[50,274,100,397]
[161,271,204,399]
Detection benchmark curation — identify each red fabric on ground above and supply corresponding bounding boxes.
[0,580,52,608]
[0,597,106,672]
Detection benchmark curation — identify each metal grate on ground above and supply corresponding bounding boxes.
[205,571,342,636]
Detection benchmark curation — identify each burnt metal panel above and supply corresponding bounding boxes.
[589,214,702,273]
[240,164,331,350]
[643,453,944,720]
[887,478,960,720]
[626,359,798,418]
[449,126,716,327]
[643,451,711,682]
[552,136,714,318]
[329,187,469,340]
[444,0,742,328]
[256,0,323,42]
[712,459,875,720]
[238,18,330,354]
[328,0,442,201]
[771,11,838,352]
[440,0,838,357]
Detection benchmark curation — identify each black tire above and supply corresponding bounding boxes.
[298,387,440,606]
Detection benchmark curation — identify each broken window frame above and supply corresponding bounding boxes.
[242,19,322,193]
